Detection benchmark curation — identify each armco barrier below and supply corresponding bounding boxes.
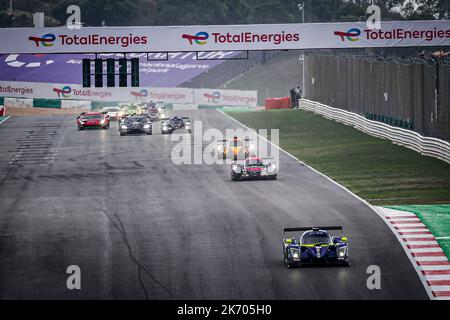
[5,97,91,110]
[300,99,450,164]
[4,97,34,108]
[61,100,91,110]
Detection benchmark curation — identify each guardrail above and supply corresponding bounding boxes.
[300,99,450,164]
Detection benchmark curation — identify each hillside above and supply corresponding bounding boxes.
[221,51,302,105]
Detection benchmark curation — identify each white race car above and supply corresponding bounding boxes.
[100,106,123,121]
[231,156,277,181]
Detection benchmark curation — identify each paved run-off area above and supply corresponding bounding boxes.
[0,110,428,299]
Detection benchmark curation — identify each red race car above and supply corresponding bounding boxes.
[77,112,110,130]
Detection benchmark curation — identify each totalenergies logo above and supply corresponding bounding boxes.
[29,33,56,47]
[182,32,209,45]
[334,28,361,42]
[131,89,149,100]
[204,91,221,103]
[53,86,71,98]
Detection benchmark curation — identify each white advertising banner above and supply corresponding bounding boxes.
[0,81,194,103]
[0,81,258,106]
[0,20,449,54]
[194,89,258,107]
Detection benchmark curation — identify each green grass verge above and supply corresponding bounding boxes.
[386,205,450,259]
[0,116,10,124]
[225,109,450,206]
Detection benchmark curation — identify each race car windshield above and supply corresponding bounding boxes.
[125,117,145,123]
[82,115,102,119]
[301,233,331,245]
[246,158,263,166]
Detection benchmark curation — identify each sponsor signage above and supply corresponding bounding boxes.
[194,89,257,107]
[0,81,258,107]
[0,20,449,54]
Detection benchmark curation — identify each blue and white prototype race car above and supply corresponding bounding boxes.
[283,226,349,267]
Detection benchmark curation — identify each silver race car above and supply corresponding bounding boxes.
[231,156,277,181]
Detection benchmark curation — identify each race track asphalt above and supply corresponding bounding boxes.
[0,110,428,299]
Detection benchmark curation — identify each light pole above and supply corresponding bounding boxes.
[297,2,304,24]
[297,2,305,99]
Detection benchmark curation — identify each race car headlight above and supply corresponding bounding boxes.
[144,124,151,129]
[100,119,105,124]
[121,125,127,130]
[232,165,238,171]
[338,246,347,257]
[290,248,300,258]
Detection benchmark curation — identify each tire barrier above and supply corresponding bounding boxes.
[265,97,291,109]
[300,99,450,164]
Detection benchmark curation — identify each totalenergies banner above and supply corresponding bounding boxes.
[0,81,258,107]
[194,89,257,107]
[0,20,449,54]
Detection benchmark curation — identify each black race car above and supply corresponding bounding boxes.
[161,116,191,134]
[119,115,152,136]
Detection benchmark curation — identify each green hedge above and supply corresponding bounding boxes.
[365,112,414,130]
[33,99,61,109]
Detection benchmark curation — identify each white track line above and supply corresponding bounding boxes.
[421,266,450,271]
[410,248,444,253]
[0,115,11,125]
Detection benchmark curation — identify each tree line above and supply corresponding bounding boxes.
[0,0,448,28]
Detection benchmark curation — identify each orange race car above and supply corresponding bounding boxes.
[217,136,255,160]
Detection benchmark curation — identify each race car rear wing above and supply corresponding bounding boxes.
[219,137,252,143]
[160,117,190,120]
[283,226,343,233]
